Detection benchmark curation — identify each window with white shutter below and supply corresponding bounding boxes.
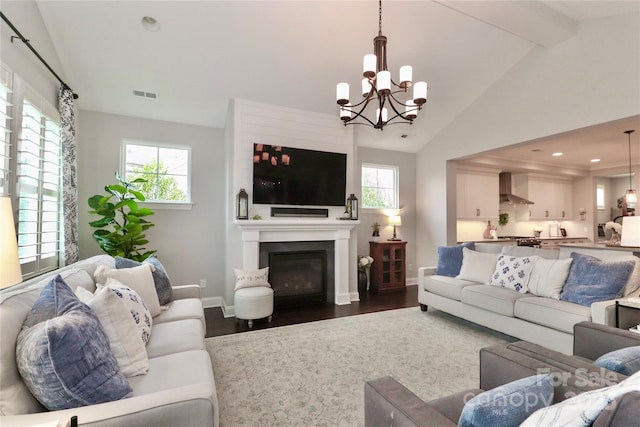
[0,65,13,196]
[1,67,63,279]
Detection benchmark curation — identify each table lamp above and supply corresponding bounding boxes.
[388,215,402,241]
[0,197,22,288]
[621,216,640,247]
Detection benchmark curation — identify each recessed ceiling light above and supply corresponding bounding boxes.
[591,158,601,163]
[142,16,160,32]
[552,152,563,157]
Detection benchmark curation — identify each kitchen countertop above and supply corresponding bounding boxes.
[558,242,640,253]
[463,237,590,243]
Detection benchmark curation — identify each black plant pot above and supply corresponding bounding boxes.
[358,270,368,295]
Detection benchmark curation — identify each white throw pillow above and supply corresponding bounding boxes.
[94,263,161,317]
[456,248,499,284]
[234,267,270,290]
[75,286,149,377]
[528,258,573,299]
[613,255,640,296]
[489,254,538,293]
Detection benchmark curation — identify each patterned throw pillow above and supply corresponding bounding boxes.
[488,254,538,293]
[234,267,270,290]
[115,256,174,305]
[16,275,132,410]
[98,278,153,345]
[75,286,149,377]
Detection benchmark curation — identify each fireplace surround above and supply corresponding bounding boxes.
[235,219,358,305]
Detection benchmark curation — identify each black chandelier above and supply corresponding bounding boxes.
[336,0,427,130]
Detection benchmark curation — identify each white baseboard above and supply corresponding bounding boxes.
[407,276,418,286]
[202,296,235,318]
[202,296,222,309]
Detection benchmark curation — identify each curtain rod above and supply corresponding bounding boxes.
[0,11,78,99]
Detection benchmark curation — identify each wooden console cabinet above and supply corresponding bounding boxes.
[369,241,407,292]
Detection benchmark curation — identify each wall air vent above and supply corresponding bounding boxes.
[132,90,158,100]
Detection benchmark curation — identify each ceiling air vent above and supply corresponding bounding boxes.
[132,90,158,100]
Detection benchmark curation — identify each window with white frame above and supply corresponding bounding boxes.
[0,64,63,279]
[596,184,605,210]
[123,141,190,203]
[361,163,398,208]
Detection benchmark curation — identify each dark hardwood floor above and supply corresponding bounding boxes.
[205,284,419,338]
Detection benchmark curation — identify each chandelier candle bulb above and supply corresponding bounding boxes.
[399,65,412,88]
[376,108,388,123]
[413,81,427,105]
[336,83,350,105]
[363,54,377,78]
[377,70,391,93]
[405,100,417,119]
[362,78,372,96]
[340,106,352,121]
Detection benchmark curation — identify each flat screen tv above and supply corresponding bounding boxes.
[253,144,347,206]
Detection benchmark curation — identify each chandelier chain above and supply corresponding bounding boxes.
[378,0,383,36]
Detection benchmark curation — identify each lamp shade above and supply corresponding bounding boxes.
[621,216,640,247]
[0,197,22,288]
[388,215,402,226]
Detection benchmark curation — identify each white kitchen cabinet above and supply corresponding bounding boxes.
[523,177,573,220]
[457,170,499,219]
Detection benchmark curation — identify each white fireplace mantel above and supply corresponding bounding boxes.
[234,219,359,305]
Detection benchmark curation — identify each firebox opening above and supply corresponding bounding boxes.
[268,250,327,308]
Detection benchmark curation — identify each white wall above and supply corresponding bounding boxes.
[77,111,225,305]
[0,1,62,106]
[416,12,640,266]
[224,100,356,311]
[356,147,417,283]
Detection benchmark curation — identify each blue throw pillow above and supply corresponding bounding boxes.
[594,346,640,376]
[16,275,132,410]
[560,252,634,307]
[458,374,553,427]
[436,242,475,277]
[115,256,173,305]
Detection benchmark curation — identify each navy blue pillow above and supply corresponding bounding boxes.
[560,252,634,307]
[436,242,475,277]
[16,275,132,410]
[115,256,173,305]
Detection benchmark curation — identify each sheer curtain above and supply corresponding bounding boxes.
[59,86,78,264]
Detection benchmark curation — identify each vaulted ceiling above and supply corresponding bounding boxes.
[30,1,640,158]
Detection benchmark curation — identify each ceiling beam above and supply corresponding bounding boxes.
[436,0,577,47]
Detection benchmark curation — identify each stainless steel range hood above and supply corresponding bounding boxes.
[499,172,534,205]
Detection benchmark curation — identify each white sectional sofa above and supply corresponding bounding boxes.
[419,243,640,354]
[0,255,218,427]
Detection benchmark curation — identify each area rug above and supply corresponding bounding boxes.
[206,307,514,426]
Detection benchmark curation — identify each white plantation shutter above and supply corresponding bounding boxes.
[16,84,62,277]
[0,65,13,196]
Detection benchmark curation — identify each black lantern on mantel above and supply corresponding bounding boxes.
[347,193,359,220]
[236,189,249,220]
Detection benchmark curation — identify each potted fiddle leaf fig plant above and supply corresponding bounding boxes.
[88,172,156,261]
